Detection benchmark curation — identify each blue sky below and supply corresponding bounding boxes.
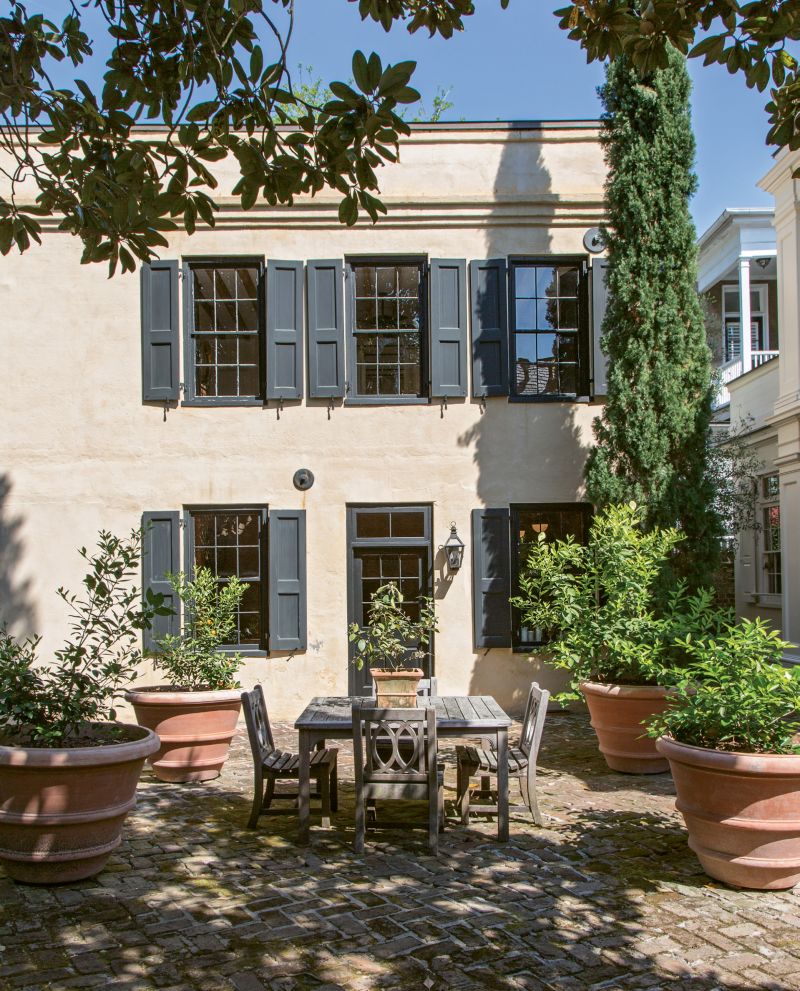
[66,1,776,234]
[284,1,775,234]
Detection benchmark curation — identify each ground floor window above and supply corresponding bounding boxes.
[511,503,592,649]
[346,505,433,694]
[760,475,782,596]
[188,507,268,648]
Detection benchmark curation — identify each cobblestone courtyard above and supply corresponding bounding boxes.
[2,712,799,991]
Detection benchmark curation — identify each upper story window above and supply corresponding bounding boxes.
[760,474,782,596]
[510,260,588,399]
[722,284,770,362]
[189,508,267,648]
[511,503,592,649]
[348,261,425,401]
[188,262,263,401]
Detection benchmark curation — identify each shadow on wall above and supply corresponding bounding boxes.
[457,130,594,714]
[0,473,38,637]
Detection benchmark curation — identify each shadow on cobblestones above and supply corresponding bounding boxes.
[1,713,799,991]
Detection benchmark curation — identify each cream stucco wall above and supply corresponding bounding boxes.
[1,123,606,716]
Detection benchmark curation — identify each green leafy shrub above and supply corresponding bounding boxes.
[0,530,169,747]
[152,568,248,691]
[511,503,725,701]
[647,620,800,755]
[349,582,437,672]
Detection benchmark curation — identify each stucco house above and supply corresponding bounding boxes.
[1,120,610,718]
[697,166,800,661]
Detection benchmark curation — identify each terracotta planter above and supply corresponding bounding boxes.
[657,736,800,890]
[0,725,158,884]
[581,681,671,774]
[125,687,242,783]
[370,668,424,708]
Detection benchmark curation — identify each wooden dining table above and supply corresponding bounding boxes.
[294,695,513,844]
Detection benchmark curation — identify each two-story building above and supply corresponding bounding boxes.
[1,121,610,717]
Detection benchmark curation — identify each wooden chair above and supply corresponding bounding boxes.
[352,703,444,855]
[456,682,549,826]
[241,685,338,829]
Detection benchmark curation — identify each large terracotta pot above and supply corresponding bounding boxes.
[657,736,800,890]
[581,682,671,774]
[125,687,242,783]
[0,725,158,884]
[370,668,424,708]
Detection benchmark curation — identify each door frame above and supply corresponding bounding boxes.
[346,504,434,695]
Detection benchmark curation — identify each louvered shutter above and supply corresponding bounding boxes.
[471,508,512,649]
[430,259,468,398]
[470,259,509,397]
[141,261,180,402]
[268,509,307,651]
[307,260,345,398]
[141,511,180,653]
[266,260,304,401]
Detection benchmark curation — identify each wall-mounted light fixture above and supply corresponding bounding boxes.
[444,522,465,571]
[756,257,771,270]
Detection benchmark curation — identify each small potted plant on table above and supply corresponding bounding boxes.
[0,530,168,884]
[649,620,800,890]
[126,568,248,783]
[512,502,721,774]
[349,582,437,707]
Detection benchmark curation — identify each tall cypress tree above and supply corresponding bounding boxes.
[585,48,722,591]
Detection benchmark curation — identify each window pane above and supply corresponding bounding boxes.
[392,512,425,537]
[196,301,215,332]
[356,513,391,538]
[536,334,556,363]
[238,546,260,579]
[216,547,237,577]
[398,266,419,297]
[238,267,259,298]
[376,267,396,297]
[356,299,376,330]
[193,268,214,300]
[537,268,558,297]
[196,365,215,397]
[398,298,419,329]
[558,334,578,363]
[515,267,536,298]
[216,366,238,396]
[558,266,579,297]
[559,299,578,330]
[559,363,578,396]
[238,336,259,365]
[216,268,236,299]
[399,362,421,395]
[217,336,238,364]
[515,299,536,331]
[515,334,537,364]
[196,338,216,364]
[379,335,399,363]
[358,364,378,395]
[355,267,376,297]
[239,365,259,398]
[194,513,215,546]
[378,299,398,330]
[238,299,259,332]
[379,367,399,394]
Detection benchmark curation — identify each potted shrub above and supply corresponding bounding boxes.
[0,530,168,884]
[126,567,248,783]
[349,582,437,707]
[512,502,721,774]
[649,620,800,890]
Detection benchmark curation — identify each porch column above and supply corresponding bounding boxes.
[739,256,753,372]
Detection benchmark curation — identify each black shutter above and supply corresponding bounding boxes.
[307,260,345,398]
[430,258,468,398]
[266,260,303,401]
[470,259,509,397]
[141,260,180,402]
[471,508,511,649]
[141,511,180,653]
[268,509,307,651]
[591,257,609,398]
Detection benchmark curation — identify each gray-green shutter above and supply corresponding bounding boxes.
[471,508,511,649]
[268,509,307,651]
[591,257,609,398]
[266,260,303,400]
[470,259,509,397]
[141,261,180,402]
[141,511,180,653]
[307,260,345,398]
[430,258,468,398]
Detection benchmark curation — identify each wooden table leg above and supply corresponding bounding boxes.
[298,728,312,845]
[496,727,509,842]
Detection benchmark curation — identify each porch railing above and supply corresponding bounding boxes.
[713,351,779,409]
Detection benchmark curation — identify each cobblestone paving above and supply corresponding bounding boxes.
[2,712,800,991]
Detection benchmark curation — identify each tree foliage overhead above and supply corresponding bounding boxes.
[584,48,723,590]
[555,1,800,154]
[0,0,497,274]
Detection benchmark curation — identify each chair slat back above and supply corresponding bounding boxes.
[241,684,275,760]
[417,677,438,697]
[353,704,436,785]
[519,682,549,761]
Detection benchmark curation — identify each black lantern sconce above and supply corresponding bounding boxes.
[444,522,465,571]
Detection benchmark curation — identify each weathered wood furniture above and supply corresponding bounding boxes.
[455,682,549,826]
[241,685,338,829]
[295,695,512,844]
[352,703,443,854]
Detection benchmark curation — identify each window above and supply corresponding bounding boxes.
[347,505,433,694]
[761,475,782,596]
[510,260,588,399]
[188,508,268,648]
[187,262,263,401]
[348,261,425,400]
[511,504,592,649]
[722,284,770,362]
